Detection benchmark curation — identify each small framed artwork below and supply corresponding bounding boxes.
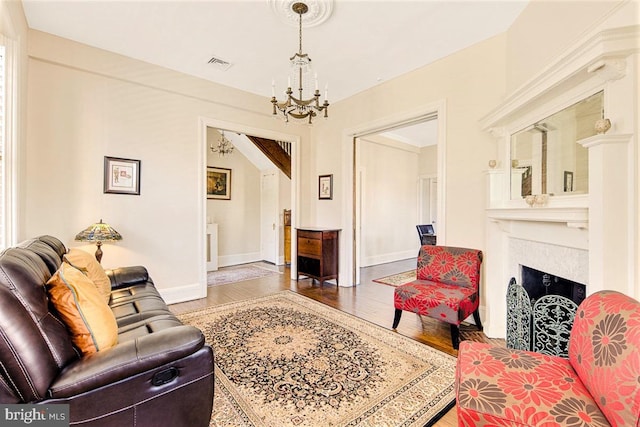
[318,174,333,200]
[104,156,141,195]
[564,171,574,192]
[207,167,232,200]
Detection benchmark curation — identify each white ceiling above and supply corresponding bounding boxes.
[379,119,438,147]
[21,0,528,105]
[21,0,528,150]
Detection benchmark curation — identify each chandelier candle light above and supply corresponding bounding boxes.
[210,130,234,157]
[271,2,329,124]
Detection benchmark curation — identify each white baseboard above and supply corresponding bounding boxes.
[159,282,205,305]
[361,249,416,267]
[218,252,262,268]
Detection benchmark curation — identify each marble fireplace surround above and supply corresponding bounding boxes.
[509,237,589,290]
[479,25,638,338]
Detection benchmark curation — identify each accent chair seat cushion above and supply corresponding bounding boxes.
[394,280,479,325]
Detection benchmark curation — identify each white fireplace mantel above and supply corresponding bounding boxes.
[479,25,638,338]
[486,206,588,229]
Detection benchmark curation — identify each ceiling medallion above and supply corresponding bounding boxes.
[268,0,334,28]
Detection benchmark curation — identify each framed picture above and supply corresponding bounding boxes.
[318,174,333,200]
[564,171,574,192]
[104,156,141,195]
[207,167,232,200]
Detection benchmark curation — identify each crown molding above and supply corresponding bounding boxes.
[481,25,639,130]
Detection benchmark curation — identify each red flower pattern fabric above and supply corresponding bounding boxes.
[394,246,482,326]
[569,290,640,425]
[456,290,640,426]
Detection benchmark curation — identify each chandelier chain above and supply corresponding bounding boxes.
[298,10,303,55]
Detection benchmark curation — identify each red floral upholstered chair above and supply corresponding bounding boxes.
[456,290,640,426]
[392,245,483,349]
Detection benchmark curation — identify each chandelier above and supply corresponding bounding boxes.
[271,2,329,124]
[210,130,234,157]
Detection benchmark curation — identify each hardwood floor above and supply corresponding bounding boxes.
[170,259,459,426]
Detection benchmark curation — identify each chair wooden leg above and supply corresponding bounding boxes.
[450,324,460,350]
[392,309,403,329]
[473,309,483,331]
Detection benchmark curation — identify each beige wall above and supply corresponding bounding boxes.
[358,137,420,266]
[506,0,634,91]
[419,145,437,176]
[25,30,303,301]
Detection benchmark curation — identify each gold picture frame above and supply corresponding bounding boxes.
[207,167,232,200]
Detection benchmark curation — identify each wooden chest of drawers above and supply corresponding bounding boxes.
[296,228,340,286]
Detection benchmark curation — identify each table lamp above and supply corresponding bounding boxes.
[75,219,122,263]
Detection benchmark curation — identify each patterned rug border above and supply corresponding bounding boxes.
[372,270,417,287]
[178,291,458,427]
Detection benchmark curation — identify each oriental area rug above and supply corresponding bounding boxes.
[372,270,417,287]
[178,291,457,427]
[207,263,281,287]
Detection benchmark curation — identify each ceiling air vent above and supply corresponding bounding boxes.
[207,56,232,71]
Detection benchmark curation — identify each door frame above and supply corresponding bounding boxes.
[341,100,447,285]
[198,117,300,297]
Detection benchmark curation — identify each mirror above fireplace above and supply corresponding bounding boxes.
[509,91,603,200]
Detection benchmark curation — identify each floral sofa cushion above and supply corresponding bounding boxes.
[456,342,610,426]
[456,290,640,427]
[568,290,640,425]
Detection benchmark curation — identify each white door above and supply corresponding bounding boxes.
[206,223,218,271]
[429,177,438,227]
[260,170,278,264]
[418,176,436,222]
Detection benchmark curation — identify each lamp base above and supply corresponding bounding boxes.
[94,242,103,263]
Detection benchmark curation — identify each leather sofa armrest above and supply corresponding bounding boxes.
[106,266,151,289]
[48,325,206,398]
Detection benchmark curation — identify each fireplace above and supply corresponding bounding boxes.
[480,25,637,342]
[506,266,587,358]
[521,265,586,306]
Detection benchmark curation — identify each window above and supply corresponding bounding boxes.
[0,44,6,249]
[0,38,14,251]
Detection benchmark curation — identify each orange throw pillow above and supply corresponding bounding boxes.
[63,248,112,303]
[46,263,118,355]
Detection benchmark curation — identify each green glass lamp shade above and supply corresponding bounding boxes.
[75,219,122,262]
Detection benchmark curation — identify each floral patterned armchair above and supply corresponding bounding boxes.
[456,290,640,426]
[392,245,483,349]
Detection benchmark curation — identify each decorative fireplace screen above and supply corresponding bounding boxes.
[506,277,580,358]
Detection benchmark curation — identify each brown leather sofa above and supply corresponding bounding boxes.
[0,235,214,426]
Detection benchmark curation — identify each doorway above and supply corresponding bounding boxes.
[343,101,447,286]
[199,118,299,297]
[355,118,439,281]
